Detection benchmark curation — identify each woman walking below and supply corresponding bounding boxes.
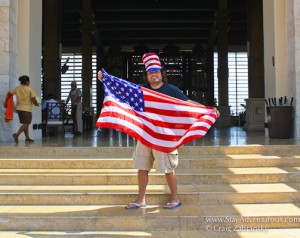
[6,75,39,143]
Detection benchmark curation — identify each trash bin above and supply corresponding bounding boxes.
[82,107,95,131]
[266,106,294,139]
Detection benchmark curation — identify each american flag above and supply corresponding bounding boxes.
[96,69,218,153]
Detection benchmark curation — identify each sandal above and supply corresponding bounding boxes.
[12,134,18,143]
[163,202,182,209]
[125,202,147,209]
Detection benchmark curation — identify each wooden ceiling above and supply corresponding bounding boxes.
[59,0,247,50]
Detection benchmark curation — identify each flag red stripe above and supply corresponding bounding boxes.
[143,87,215,108]
[101,99,199,130]
[142,87,192,105]
[145,106,206,118]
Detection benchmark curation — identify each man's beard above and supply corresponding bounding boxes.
[151,76,160,82]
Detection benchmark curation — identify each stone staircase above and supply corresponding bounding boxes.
[1,145,300,237]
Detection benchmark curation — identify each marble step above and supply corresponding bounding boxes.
[2,145,300,158]
[0,183,300,205]
[2,229,300,238]
[0,204,300,231]
[185,156,300,168]
[0,173,298,185]
[1,155,300,169]
[0,158,134,169]
[0,167,299,174]
[0,168,299,185]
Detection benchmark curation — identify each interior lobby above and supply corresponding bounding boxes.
[1,0,300,145]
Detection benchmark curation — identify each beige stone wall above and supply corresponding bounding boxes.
[263,0,300,139]
[18,0,43,140]
[0,0,18,141]
[286,0,300,139]
[293,0,300,139]
[0,0,42,142]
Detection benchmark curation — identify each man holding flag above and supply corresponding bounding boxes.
[97,52,219,209]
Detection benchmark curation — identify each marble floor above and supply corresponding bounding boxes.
[1,126,300,148]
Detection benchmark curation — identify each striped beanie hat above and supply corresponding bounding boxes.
[142,52,162,72]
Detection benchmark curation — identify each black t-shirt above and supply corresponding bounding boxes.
[143,83,189,101]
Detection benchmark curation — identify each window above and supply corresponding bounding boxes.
[61,53,97,112]
[214,52,248,115]
[60,52,247,116]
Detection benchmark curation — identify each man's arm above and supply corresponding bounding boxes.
[65,93,70,104]
[187,99,220,117]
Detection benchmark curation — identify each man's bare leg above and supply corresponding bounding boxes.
[126,170,148,208]
[165,172,179,203]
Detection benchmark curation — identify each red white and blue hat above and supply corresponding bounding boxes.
[142,52,163,72]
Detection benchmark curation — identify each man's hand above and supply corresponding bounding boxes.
[98,71,103,82]
[215,108,220,118]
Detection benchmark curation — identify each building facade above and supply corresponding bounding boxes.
[0,0,300,141]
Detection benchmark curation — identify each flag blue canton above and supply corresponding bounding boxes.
[103,74,145,112]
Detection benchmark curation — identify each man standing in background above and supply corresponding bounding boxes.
[66,81,83,135]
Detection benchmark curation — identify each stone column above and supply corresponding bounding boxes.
[81,0,93,107]
[245,0,265,131]
[18,0,43,139]
[43,0,61,100]
[0,0,43,141]
[216,0,231,127]
[0,0,18,141]
[248,0,265,98]
[263,0,295,136]
[286,0,300,139]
